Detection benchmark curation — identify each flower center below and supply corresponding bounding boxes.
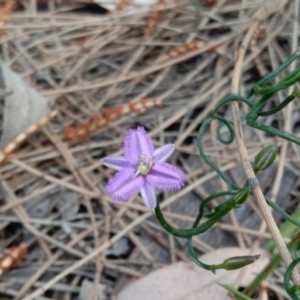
[136,154,154,175]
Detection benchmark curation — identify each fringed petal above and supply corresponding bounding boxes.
[140,184,157,210]
[153,144,175,162]
[146,162,186,191]
[105,168,144,201]
[124,127,154,164]
[101,156,132,170]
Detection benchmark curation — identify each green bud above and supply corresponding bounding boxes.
[209,200,231,216]
[292,90,300,98]
[253,84,264,95]
[232,187,250,208]
[211,255,260,274]
[254,144,278,174]
[253,84,276,95]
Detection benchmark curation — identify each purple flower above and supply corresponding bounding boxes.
[101,127,186,209]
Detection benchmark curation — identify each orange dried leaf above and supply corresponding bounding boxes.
[0,0,17,34]
[0,243,27,276]
[62,98,163,143]
[159,41,217,63]
[115,0,131,11]
[143,0,166,37]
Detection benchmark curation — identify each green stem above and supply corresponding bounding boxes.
[188,237,212,271]
[246,117,300,146]
[197,117,239,190]
[154,196,236,238]
[265,197,300,227]
[253,69,300,95]
[187,191,237,272]
[257,94,296,116]
[193,191,235,227]
[247,47,300,97]
[284,258,300,300]
[212,94,253,115]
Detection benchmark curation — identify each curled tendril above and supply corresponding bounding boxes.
[214,115,234,145]
[212,94,253,115]
[153,45,300,295]
[197,117,238,190]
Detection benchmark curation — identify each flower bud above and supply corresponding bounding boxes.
[211,255,260,274]
[232,187,250,208]
[254,144,278,174]
[292,90,300,98]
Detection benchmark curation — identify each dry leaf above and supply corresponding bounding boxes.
[0,60,51,149]
[117,247,270,300]
[106,236,131,257]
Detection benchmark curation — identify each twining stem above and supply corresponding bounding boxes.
[230,7,300,285]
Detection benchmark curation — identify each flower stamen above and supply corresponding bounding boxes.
[136,154,154,175]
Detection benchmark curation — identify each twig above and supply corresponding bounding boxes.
[229,3,300,285]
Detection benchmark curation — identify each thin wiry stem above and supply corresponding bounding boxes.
[229,3,300,286]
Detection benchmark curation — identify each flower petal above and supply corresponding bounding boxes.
[146,162,186,191]
[105,167,144,201]
[101,156,131,170]
[124,127,154,164]
[153,144,175,162]
[140,184,157,210]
